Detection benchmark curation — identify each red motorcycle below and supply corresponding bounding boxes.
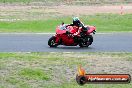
[48,23,96,47]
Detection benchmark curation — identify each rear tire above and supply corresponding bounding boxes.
[88,35,93,45]
[79,35,93,47]
[48,36,58,47]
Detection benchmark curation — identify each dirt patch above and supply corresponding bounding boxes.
[0,5,132,21]
[0,5,132,15]
[54,5,132,15]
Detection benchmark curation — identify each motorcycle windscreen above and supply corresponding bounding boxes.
[56,26,66,34]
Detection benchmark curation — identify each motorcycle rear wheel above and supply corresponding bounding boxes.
[87,35,93,45]
[79,35,93,47]
[48,36,58,47]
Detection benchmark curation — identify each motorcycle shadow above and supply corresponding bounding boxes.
[49,46,93,50]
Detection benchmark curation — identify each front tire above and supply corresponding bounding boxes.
[48,36,58,47]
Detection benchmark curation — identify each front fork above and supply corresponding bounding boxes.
[54,35,62,45]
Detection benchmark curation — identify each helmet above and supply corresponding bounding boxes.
[73,17,79,22]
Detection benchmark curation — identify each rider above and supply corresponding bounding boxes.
[67,17,87,36]
[66,17,87,43]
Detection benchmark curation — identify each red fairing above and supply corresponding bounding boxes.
[61,34,75,45]
[55,26,76,46]
[55,33,75,46]
[87,26,96,34]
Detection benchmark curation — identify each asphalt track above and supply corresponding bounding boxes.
[0,33,132,52]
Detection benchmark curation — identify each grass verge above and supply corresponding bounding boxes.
[0,52,132,88]
[0,14,132,33]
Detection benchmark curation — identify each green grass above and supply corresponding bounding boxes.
[19,68,50,80]
[0,14,131,33]
[5,77,31,88]
[0,0,31,3]
[0,52,132,88]
[0,0,65,4]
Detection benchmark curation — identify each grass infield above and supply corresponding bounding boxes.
[0,52,132,88]
[0,14,132,33]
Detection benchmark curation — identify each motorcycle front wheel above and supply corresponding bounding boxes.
[48,36,58,47]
